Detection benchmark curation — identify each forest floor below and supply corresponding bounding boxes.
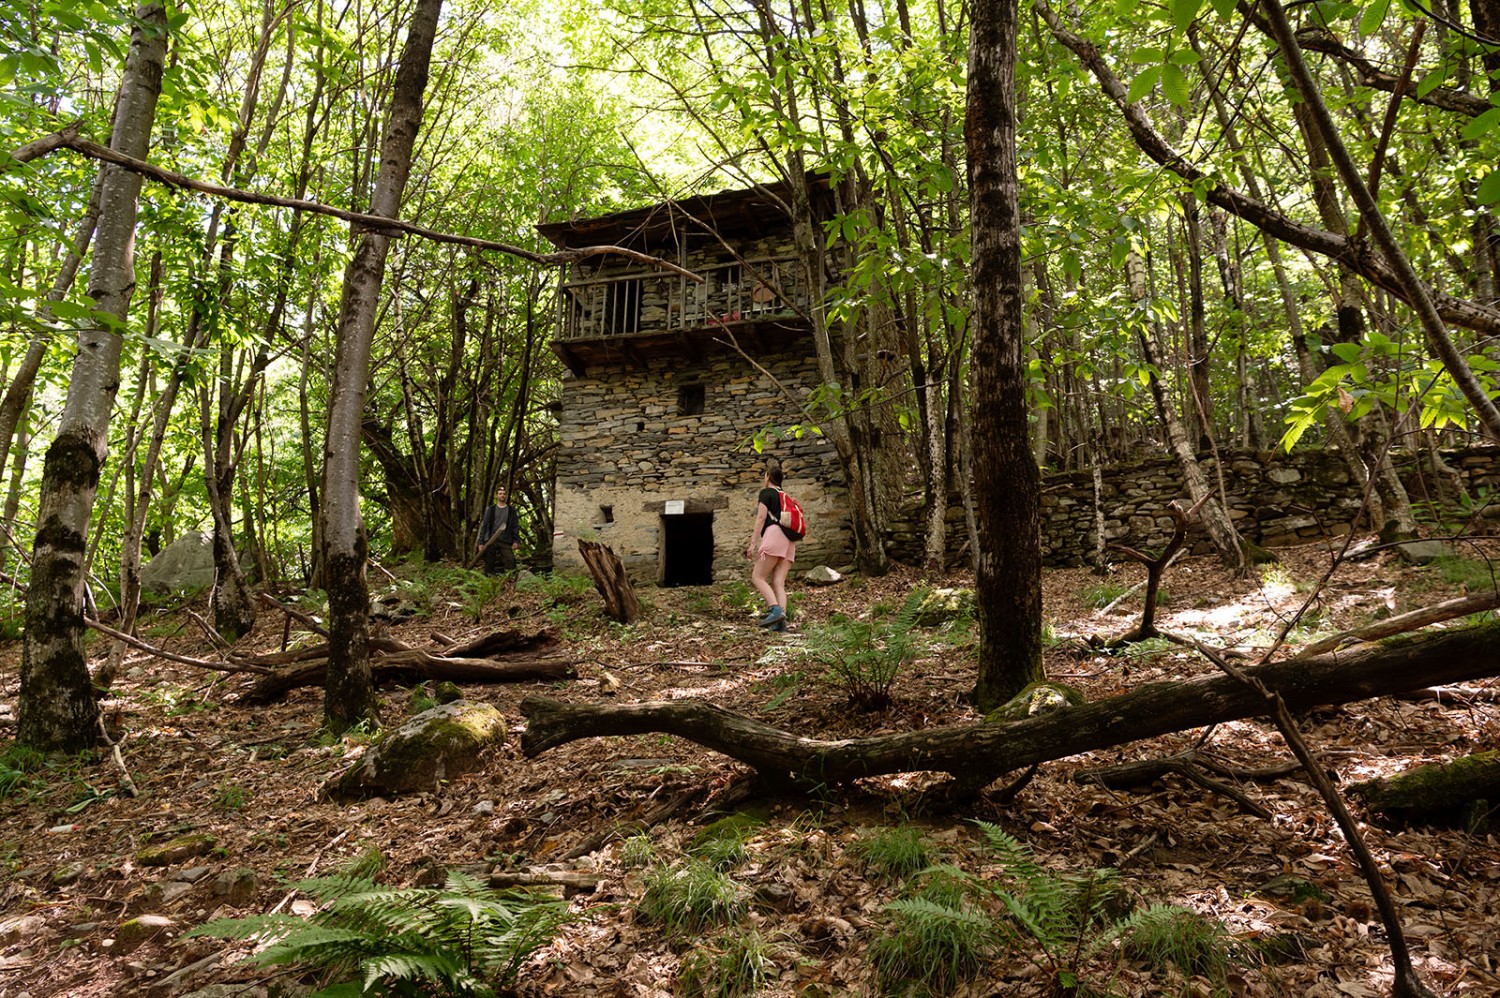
[1,536,1498,998]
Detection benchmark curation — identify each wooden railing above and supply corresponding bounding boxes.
[555,255,807,342]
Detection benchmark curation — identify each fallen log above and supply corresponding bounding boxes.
[1349,750,1500,822]
[242,653,575,704]
[1302,590,1500,656]
[521,621,1499,789]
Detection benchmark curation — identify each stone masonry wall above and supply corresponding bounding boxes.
[885,446,1500,568]
[552,350,849,582]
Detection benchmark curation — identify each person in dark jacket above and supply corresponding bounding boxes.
[477,486,520,574]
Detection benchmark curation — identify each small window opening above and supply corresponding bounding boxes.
[600,505,614,524]
[678,383,705,416]
[636,421,646,432]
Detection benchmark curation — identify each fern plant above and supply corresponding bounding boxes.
[803,587,930,710]
[975,821,1135,995]
[186,871,571,997]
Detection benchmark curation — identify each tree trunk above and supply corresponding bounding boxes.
[968,0,1045,710]
[1350,750,1500,820]
[0,171,103,487]
[18,2,167,752]
[1259,0,1500,442]
[578,540,641,624]
[321,0,444,733]
[521,621,1500,789]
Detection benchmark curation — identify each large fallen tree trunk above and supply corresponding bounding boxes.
[521,622,1499,788]
[241,627,569,704]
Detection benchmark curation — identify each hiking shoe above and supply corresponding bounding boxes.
[770,618,788,633]
[757,605,785,627]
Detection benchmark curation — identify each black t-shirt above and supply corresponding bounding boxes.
[758,487,781,534]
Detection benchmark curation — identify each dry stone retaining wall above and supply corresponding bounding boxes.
[886,446,1500,568]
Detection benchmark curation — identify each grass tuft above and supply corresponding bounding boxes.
[639,859,747,935]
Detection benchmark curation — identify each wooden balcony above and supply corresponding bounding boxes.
[551,256,812,375]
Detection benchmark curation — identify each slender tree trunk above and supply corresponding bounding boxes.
[18,2,167,752]
[1262,0,1500,441]
[0,171,104,484]
[969,0,1045,710]
[321,0,444,732]
[1179,197,1214,451]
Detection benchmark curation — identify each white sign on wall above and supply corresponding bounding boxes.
[664,500,685,516]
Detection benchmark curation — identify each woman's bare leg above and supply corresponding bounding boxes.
[751,554,777,607]
[770,559,791,612]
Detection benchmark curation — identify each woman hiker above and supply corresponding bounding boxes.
[746,464,794,631]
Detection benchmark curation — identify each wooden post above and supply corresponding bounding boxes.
[578,540,640,624]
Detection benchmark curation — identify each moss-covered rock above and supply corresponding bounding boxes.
[328,700,506,798]
[136,833,217,867]
[115,913,174,954]
[913,587,976,626]
[985,682,1085,723]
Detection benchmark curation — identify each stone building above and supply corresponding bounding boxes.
[538,179,851,584]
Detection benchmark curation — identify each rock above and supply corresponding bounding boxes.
[803,565,843,586]
[0,915,45,944]
[1395,540,1451,565]
[147,881,194,906]
[473,799,496,815]
[115,914,174,954]
[434,681,463,704]
[52,861,86,885]
[328,701,507,798]
[178,866,213,883]
[212,868,257,903]
[140,531,215,595]
[914,586,977,626]
[136,833,217,867]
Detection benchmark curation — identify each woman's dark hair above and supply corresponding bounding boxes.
[766,465,784,487]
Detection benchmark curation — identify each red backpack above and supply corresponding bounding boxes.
[774,489,807,541]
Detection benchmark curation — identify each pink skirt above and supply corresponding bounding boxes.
[758,524,796,562]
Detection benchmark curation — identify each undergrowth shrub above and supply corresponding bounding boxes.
[676,928,780,997]
[1121,904,1238,995]
[621,833,657,869]
[689,814,763,870]
[638,859,747,935]
[804,587,930,710]
[869,895,1002,995]
[187,871,571,997]
[857,826,931,880]
[0,746,46,800]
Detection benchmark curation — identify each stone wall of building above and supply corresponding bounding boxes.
[885,446,1500,568]
[552,349,850,582]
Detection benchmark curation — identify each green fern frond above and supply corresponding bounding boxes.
[186,873,573,996]
[186,913,306,944]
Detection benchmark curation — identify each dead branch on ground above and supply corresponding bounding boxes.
[521,621,1499,791]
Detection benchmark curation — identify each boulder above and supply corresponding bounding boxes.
[914,586,976,626]
[329,701,506,798]
[140,531,215,595]
[1394,540,1451,565]
[803,565,843,586]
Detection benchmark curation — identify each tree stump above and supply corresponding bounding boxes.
[578,540,640,624]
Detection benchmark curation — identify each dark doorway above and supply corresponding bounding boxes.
[661,513,714,586]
